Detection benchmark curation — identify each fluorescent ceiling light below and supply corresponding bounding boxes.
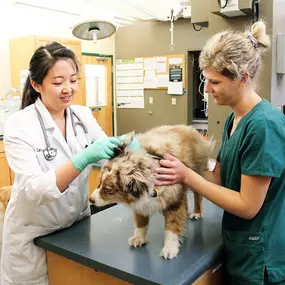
[13,1,81,16]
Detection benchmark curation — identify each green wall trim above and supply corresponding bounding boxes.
[82,52,113,58]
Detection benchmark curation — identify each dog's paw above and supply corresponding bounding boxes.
[189,213,203,220]
[128,235,148,248]
[160,245,179,259]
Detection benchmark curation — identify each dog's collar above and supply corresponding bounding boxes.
[150,187,160,198]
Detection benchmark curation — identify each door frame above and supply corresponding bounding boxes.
[81,52,115,136]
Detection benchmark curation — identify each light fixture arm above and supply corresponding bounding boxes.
[169,9,175,51]
[88,27,100,42]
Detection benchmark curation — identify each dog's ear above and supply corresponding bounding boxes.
[113,131,136,158]
[121,131,135,146]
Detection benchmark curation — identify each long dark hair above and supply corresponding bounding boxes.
[21,42,79,109]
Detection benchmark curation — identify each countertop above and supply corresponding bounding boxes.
[35,199,224,285]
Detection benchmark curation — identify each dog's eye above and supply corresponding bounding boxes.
[103,164,112,172]
[105,187,113,193]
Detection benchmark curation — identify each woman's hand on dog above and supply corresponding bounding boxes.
[155,154,190,186]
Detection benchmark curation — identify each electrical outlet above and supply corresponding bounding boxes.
[172,98,176,105]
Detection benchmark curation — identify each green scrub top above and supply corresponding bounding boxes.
[217,99,285,285]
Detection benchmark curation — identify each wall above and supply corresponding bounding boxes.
[0,3,115,99]
[270,0,285,106]
[115,1,274,154]
[0,2,12,99]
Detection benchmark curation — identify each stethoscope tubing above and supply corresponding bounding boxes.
[35,106,88,161]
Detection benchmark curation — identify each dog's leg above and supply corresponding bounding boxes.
[128,211,149,248]
[161,195,188,259]
[189,192,203,220]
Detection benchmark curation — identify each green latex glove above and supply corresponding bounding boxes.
[118,135,142,150]
[71,137,120,171]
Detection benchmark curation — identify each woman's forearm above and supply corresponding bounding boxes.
[184,169,251,219]
[55,161,81,192]
[203,170,221,185]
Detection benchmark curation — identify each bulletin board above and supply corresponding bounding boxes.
[143,54,186,91]
[115,54,185,108]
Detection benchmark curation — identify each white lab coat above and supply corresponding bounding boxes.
[1,98,106,285]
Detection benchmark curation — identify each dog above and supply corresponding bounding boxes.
[89,125,215,259]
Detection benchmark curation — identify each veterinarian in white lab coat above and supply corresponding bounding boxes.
[1,42,120,285]
[156,21,285,285]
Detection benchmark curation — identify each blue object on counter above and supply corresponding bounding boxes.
[35,199,224,285]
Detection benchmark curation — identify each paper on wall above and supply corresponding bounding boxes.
[156,74,169,87]
[117,83,144,90]
[116,62,143,71]
[143,58,156,70]
[143,70,156,88]
[116,77,143,84]
[167,81,183,95]
[117,90,144,97]
[167,57,183,95]
[116,58,145,108]
[156,57,167,73]
[85,64,107,107]
[116,69,144,77]
[117,96,144,108]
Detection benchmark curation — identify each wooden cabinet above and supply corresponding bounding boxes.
[48,252,131,285]
[0,141,13,188]
[47,252,224,285]
[88,168,101,196]
[0,153,10,188]
[193,263,224,285]
[9,36,86,106]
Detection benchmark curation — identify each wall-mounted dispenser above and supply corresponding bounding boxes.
[191,0,210,27]
[276,33,285,74]
[211,0,253,18]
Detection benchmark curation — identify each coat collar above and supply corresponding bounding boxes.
[35,98,57,130]
[35,98,73,158]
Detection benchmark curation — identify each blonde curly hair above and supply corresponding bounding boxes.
[199,21,270,81]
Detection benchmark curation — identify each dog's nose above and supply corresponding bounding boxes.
[89,196,95,204]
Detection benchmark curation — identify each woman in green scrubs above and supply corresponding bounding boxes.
[155,20,285,285]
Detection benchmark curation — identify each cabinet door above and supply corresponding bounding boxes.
[9,36,35,93]
[193,263,224,285]
[60,40,86,106]
[88,168,101,196]
[35,37,58,49]
[0,153,11,188]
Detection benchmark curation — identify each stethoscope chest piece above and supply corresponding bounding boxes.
[43,147,57,161]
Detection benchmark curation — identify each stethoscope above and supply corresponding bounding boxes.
[35,107,89,161]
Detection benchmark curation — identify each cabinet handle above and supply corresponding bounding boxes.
[90,107,102,112]
[212,263,223,273]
